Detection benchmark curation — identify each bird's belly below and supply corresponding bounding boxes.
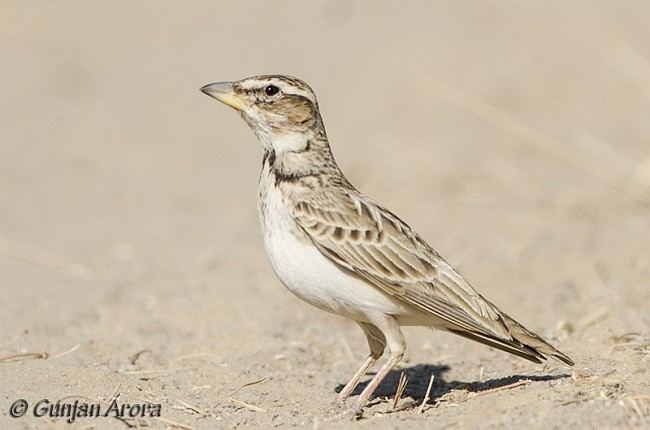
[259,190,406,321]
[264,228,406,320]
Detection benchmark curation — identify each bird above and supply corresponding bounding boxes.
[200,75,574,416]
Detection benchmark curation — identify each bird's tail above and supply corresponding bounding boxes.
[448,312,574,367]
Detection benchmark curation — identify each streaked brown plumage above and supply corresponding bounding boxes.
[201,75,573,416]
[291,184,573,366]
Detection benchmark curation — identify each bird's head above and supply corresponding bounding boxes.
[201,75,323,152]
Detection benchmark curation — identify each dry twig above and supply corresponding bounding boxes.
[228,398,267,413]
[174,399,204,415]
[465,379,531,401]
[391,372,408,410]
[421,76,650,204]
[418,374,435,413]
[227,377,268,413]
[0,351,48,362]
[51,344,81,359]
[228,377,268,398]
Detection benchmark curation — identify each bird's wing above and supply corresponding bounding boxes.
[291,187,574,366]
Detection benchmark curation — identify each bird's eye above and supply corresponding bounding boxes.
[264,85,280,96]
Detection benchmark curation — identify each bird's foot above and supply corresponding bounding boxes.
[325,398,364,420]
[339,406,363,421]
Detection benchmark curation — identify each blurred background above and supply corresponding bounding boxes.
[1,1,649,428]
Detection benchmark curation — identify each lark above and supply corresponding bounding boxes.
[201,75,573,415]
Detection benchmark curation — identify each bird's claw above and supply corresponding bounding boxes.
[339,406,362,421]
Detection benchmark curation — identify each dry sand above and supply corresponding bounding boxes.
[1,1,649,429]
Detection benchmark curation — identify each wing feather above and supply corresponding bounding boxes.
[291,187,574,366]
[292,189,510,335]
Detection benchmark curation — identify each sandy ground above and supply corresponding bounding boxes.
[1,1,649,429]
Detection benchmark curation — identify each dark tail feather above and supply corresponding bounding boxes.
[501,314,575,366]
[448,328,546,364]
[449,315,574,367]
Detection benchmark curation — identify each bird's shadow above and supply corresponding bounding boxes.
[335,363,569,405]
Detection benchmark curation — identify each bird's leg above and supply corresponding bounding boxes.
[352,316,405,416]
[337,322,386,403]
[337,355,376,403]
[352,354,403,415]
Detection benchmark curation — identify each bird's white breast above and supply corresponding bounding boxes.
[258,166,407,321]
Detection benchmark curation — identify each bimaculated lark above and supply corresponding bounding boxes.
[201,75,573,416]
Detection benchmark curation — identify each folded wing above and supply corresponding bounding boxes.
[291,187,573,366]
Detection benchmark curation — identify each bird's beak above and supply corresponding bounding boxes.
[200,81,246,111]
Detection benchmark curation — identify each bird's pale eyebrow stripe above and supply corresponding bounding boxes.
[276,85,314,103]
[237,75,317,104]
[274,75,308,89]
